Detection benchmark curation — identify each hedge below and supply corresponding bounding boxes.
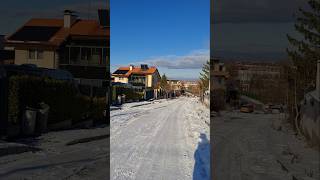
[90,97,106,120]
[8,75,103,125]
[112,86,144,102]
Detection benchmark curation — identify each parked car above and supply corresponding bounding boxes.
[265,104,283,113]
[240,104,254,113]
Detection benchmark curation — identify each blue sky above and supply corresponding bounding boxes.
[0,0,107,35]
[0,0,304,78]
[110,0,210,80]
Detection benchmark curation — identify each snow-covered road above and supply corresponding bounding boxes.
[0,97,209,180]
[110,97,210,180]
[212,111,320,180]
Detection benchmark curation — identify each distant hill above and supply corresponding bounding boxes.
[168,77,199,81]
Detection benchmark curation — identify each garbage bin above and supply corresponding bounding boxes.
[36,102,50,134]
[117,95,122,105]
[22,107,37,136]
[121,94,126,104]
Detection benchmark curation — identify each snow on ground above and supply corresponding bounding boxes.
[212,110,319,180]
[0,126,109,179]
[0,97,210,179]
[183,98,210,147]
[110,97,210,180]
[183,97,210,180]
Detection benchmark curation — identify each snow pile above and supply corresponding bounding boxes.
[183,97,210,147]
[182,97,210,180]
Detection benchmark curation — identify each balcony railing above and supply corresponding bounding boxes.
[59,46,109,67]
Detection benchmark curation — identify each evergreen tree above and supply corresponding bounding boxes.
[199,60,210,91]
[160,74,168,89]
[287,0,320,94]
[286,0,320,135]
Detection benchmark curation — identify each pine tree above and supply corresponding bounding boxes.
[286,0,320,134]
[199,60,210,91]
[160,74,168,89]
[287,0,320,95]
[160,74,170,97]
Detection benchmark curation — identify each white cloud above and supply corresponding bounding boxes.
[136,49,209,69]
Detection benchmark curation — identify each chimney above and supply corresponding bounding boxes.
[64,10,77,28]
[129,65,134,71]
[317,60,320,98]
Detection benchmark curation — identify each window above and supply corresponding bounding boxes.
[60,47,70,64]
[81,47,92,61]
[28,49,44,60]
[65,46,107,65]
[37,50,43,59]
[70,47,80,64]
[28,49,36,59]
[102,48,108,65]
[91,48,102,65]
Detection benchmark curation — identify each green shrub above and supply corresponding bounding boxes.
[8,76,20,124]
[112,86,144,102]
[89,97,106,120]
[8,75,93,125]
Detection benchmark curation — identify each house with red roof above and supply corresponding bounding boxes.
[112,64,161,100]
[4,9,109,95]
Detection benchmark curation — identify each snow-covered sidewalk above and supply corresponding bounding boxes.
[0,126,109,179]
[110,97,210,180]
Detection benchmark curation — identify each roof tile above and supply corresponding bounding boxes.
[6,18,109,47]
[113,66,158,77]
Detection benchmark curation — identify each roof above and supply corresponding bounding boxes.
[9,26,61,41]
[113,69,129,75]
[69,20,107,36]
[112,66,158,77]
[5,17,109,48]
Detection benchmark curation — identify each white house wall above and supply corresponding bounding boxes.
[113,77,128,83]
[15,49,56,68]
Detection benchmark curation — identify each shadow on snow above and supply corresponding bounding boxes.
[193,133,210,180]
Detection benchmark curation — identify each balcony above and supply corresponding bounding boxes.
[59,46,109,67]
[129,76,146,87]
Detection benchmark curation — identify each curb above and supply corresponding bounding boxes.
[65,134,110,146]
